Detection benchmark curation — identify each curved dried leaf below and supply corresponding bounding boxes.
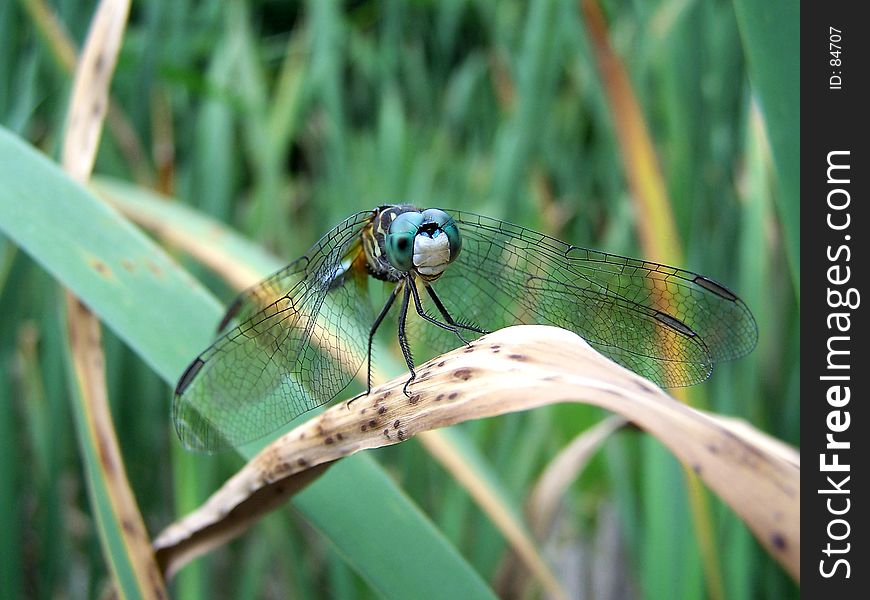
[154,325,799,582]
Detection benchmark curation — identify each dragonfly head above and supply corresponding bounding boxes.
[385,208,461,279]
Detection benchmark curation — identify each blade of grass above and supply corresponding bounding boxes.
[0,355,23,599]
[732,0,799,297]
[489,0,563,224]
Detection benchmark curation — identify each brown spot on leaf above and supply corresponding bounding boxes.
[771,533,787,551]
[90,258,112,278]
[121,519,137,535]
[435,394,444,402]
[409,394,420,405]
[453,368,474,380]
[150,569,168,600]
[97,435,115,474]
[378,406,387,415]
[393,420,400,429]
[448,392,458,400]
[93,52,105,75]
[297,458,308,467]
[635,380,657,394]
[324,436,334,445]
[437,360,446,367]
[368,419,377,428]
[383,429,390,438]
[121,259,136,272]
[508,353,527,361]
[145,259,164,278]
[398,430,406,441]
[361,424,368,432]
[336,432,344,441]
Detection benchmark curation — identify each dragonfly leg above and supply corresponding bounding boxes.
[344,389,369,409]
[424,284,489,341]
[347,283,401,409]
[408,279,472,344]
[397,280,417,397]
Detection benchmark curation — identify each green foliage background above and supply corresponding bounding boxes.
[0,0,798,598]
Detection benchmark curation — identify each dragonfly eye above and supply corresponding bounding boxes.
[386,212,424,271]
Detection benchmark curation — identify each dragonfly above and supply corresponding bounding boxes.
[173,205,757,452]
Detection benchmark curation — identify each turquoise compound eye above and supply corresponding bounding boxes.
[385,212,424,271]
[421,209,462,261]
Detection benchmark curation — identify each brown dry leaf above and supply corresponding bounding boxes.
[60,1,166,597]
[66,296,167,599]
[153,325,799,582]
[710,414,800,468]
[24,0,151,184]
[580,0,681,262]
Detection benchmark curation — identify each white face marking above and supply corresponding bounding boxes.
[413,234,450,276]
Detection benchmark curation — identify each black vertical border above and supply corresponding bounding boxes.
[802,3,868,596]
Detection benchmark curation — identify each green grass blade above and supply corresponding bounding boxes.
[732,0,800,296]
[0,361,23,599]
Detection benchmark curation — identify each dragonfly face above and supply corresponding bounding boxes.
[362,205,462,282]
[173,205,758,453]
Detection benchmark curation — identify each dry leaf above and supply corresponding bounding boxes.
[153,325,799,582]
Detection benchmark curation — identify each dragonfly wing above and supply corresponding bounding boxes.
[422,211,756,388]
[173,211,376,453]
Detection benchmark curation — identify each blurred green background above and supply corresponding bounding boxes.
[0,0,798,598]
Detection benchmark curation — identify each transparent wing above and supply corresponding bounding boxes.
[172,210,376,453]
[414,210,757,388]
